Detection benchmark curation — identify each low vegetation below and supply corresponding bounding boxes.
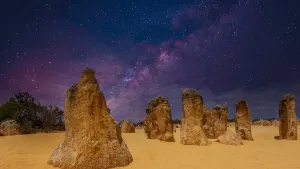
[0,92,64,133]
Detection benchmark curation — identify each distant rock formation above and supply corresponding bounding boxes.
[47,68,133,169]
[213,105,228,138]
[235,100,254,141]
[217,130,243,146]
[143,96,175,142]
[279,94,297,140]
[120,120,135,133]
[180,88,211,146]
[135,125,143,129]
[227,122,235,127]
[202,105,214,139]
[271,120,280,127]
[252,119,272,126]
[0,120,22,136]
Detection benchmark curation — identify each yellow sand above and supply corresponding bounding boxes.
[0,126,300,169]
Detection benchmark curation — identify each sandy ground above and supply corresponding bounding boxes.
[0,126,300,169]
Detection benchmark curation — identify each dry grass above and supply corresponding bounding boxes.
[0,126,300,169]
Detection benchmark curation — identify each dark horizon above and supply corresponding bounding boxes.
[1,0,299,122]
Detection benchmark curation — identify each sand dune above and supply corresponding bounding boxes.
[0,126,299,169]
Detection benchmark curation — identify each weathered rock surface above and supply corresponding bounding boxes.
[143,96,175,142]
[279,94,297,140]
[180,88,211,146]
[202,105,214,139]
[235,100,254,141]
[48,68,133,169]
[213,105,228,138]
[0,120,22,136]
[120,120,135,133]
[217,130,243,145]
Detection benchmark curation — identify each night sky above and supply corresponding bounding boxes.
[0,0,299,122]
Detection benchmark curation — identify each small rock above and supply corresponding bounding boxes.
[217,130,243,146]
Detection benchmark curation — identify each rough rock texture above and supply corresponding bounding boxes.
[120,120,135,133]
[212,105,228,138]
[143,96,175,142]
[279,94,297,140]
[0,120,22,136]
[202,105,214,139]
[48,68,133,169]
[235,100,254,141]
[217,130,243,145]
[180,88,211,146]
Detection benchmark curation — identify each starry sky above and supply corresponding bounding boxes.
[0,0,299,122]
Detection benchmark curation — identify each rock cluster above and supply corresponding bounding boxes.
[143,96,175,142]
[252,119,272,126]
[235,100,254,141]
[180,88,211,146]
[120,120,135,133]
[47,68,133,169]
[202,105,228,139]
[278,94,297,140]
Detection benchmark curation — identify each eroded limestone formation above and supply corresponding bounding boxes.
[143,96,175,142]
[235,100,254,141]
[202,105,214,139]
[279,94,297,140]
[120,120,135,133]
[48,68,133,169]
[217,130,243,146]
[180,88,211,146]
[213,105,228,138]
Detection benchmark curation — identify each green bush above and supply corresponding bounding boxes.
[0,92,64,133]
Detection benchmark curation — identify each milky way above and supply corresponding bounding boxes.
[0,0,299,122]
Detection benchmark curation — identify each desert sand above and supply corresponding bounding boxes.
[0,126,300,169]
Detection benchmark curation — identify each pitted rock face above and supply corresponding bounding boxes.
[120,120,135,133]
[213,105,228,138]
[143,96,175,142]
[217,130,243,146]
[202,105,214,139]
[180,88,211,146]
[279,94,297,140]
[235,100,254,141]
[47,68,133,169]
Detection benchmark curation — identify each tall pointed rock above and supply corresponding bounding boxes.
[48,68,133,169]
